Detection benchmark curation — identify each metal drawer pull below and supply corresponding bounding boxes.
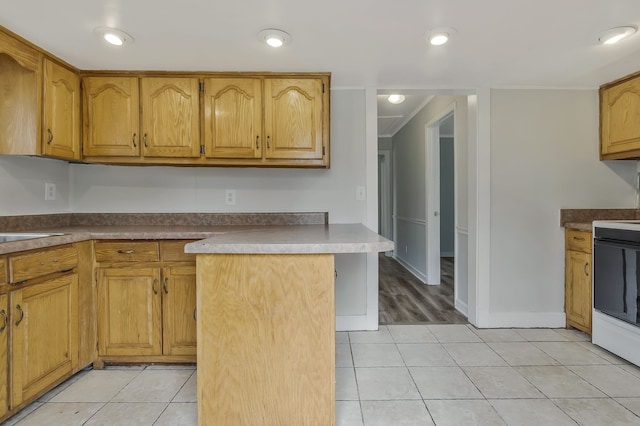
[15,305,23,327]
[117,249,135,254]
[193,308,196,321]
[256,135,260,149]
[0,310,6,333]
[144,133,148,148]
[132,133,137,147]
[152,279,158,295]
[584,262,590,277]
[163,277,169,294]
[573,236,585,241]
[267,135,271,149]
[47,128,53,144]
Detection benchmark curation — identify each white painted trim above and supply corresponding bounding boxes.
[394,215,427,225]
[393,255,427,283]
[456,226,469,235]
[336,315,369,331]
[486,312,566,328]
[455,298,469,316]
[365,87,380,331]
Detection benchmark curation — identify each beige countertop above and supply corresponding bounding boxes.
[185,224,394,254]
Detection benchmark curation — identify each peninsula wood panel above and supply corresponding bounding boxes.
[82,76,140,157]
[600,73,640,159]
[42,59,80,160]
[141,77,200,158]
[196,253,335,426]
[203,77,262,159]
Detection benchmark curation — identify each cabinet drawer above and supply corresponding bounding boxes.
[566,229,592,253]
[95,241,159,262]
[9,245,78,283]
[160,240,197,262]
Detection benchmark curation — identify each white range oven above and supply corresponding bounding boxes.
[592,220,640,366]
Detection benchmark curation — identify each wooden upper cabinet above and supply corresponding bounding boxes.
[0,29,41,156]
[264,78,325,161]
[203,77,262,159]
[140,78,200,158]
[42,59,80,160]
[82,76,140,157]
[600,72,640,159]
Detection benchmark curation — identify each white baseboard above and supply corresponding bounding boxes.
[393,256,427,283]
[481,312,566,328]
[336,315,369,331]
[455,298,468,316]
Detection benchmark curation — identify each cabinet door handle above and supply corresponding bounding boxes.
[0,310,6,333]
[584,262,590,277]
[573,236,585,241]
[267,135,271,149]
[132,133,137,147]
[15,304,23,327]
[144,133,148,148]
[193,308,196,321]
[117,249,135,254]
[152,279,158,295]
[256,135,260,149]
[163,277,169,294]
[46,128,54,145]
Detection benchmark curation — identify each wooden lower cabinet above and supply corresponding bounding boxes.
[565,229,592,334]
[10,274,78,407]
[97,263,196,360]
[0,294,8,418]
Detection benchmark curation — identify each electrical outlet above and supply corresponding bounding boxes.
[356,186,366,201]
[225,189,236,205]
[45,182,56,201]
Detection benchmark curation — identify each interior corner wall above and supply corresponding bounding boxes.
[488,89,637,327]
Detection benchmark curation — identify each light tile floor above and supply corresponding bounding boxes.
[5,324,640,425]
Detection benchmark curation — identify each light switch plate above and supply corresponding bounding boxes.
[225,189,236,205]
[356,186,366,201]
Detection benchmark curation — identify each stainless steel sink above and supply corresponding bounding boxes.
[0,233,65,243]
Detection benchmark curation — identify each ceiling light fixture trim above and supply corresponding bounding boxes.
[598,26,637,45]
[426,27,457,46]
[387,94,406,104]
[259,28,291,48]
[94,27,134,46]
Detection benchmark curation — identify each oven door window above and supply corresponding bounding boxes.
[594,241,640,326]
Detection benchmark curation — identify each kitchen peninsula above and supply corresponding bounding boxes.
[185,224,393,426]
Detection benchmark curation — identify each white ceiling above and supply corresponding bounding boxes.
[2,0,640,136]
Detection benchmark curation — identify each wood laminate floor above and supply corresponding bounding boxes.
[379,254,468,325]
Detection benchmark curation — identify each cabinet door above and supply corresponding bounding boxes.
[601,76,640,158]
[264,78,325,160]
[0,30,41,156]
[42,59,80,160]
[162,265,197,356]
[203,78,262,159]
[11,275,78,407]
[82,76,140,157]
[0,294,7,418]
[140,78,200,158]
[97,267,162,356]
[565,250,591,333]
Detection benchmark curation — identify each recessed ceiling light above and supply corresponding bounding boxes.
[94,27,133,46]
[258,29,291,48]
[598,26,637,45]
[388,94,406,104]
[426,27,457,46]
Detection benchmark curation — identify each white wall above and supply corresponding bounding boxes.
[0,156,70,215]
[67,89,370,327]
[488,89,637,327]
